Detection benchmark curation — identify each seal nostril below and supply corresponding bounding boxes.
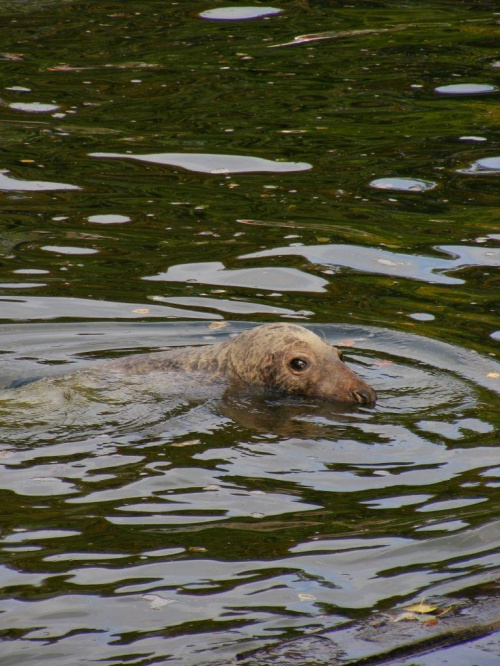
[353,389,376,406]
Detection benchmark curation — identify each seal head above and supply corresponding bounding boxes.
[222,323,376,406]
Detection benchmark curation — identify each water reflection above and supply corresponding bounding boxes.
[434,83,498,95]
[0,282,46,289]
[9,102,60,112]
[369,177,437,192]
[240,243,500,285]
[143,261,327,291]
[458,156,500,174]
[0,170,80,191]
[152,295,309,317]
[87,214,131,224]
[42,245,99,255]
[90,152,312,174]
[199,7,283,21]
[0,296,219,321]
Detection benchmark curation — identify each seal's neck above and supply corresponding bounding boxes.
[164,338,234,376]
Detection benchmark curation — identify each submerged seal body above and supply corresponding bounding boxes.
[103,323,377,406]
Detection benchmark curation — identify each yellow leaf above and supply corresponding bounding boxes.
[487,372,499,378]
[404,602,437,614]
[208,322,229,330]
[132,308,150,314]
[298,593,316,601]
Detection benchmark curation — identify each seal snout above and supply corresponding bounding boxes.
[351,387,377,406]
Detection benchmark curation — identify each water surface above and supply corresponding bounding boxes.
[0,0,499,664]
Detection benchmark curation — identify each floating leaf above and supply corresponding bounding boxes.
[392,611,428,623]
[404,602,438,614]
[298,593,316,601]
[209,322,230,330]
[487,372,499,378]
[132,308,150,314]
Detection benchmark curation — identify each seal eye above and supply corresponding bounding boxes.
[289,357,309,372]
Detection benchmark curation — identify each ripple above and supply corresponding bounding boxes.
[0,296,219,321]
[87,214,131,224]
[459,135,487,142]
[9,102,60,112]
[417,498,487,512]
[0,282,45,289]
[369,177,437,192]
[458,156,500,174]
[199,6,282,20]
[239,243,500,285]
[360,494,433,509]
[90,151,312,174]
[143,261,327,292]
[0,170,80,191]
[42,245,99,255]
[434,83,498,95]
[3,529,80,542]
[151,295,309,317]
[408,313,435,321]
[416,520,468,533]
[417,417,493,440]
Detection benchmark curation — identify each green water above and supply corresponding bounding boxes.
[0,1,499,664]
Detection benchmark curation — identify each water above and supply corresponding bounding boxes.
[0,1,499,664]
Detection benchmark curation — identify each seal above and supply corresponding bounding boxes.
[102,323,377,406]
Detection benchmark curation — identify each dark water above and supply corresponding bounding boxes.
[0,1,499,664]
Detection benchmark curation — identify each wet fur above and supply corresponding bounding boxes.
[102,323,377,405]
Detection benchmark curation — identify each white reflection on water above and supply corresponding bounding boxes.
[435,83,498,95]
[369,177,437,192]
[143,261,327,291]
[240,243,500,285]
[0,170,80,191]
[151,295,311,317]
[199,7,283,20]
[0,295,220,322]
[458,156,500,174]
[90,151,312,174]
[9,102,60,112]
